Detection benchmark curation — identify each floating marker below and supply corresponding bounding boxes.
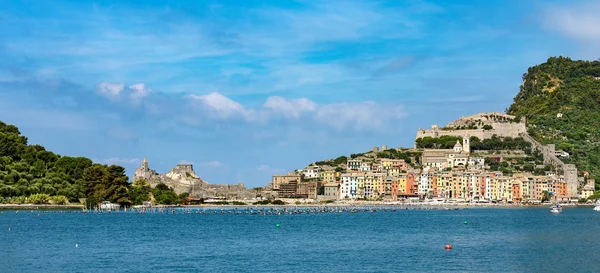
[276,224,280,228]
[75,244,78,248]
[464,221,468,224]
[445,244,452,250]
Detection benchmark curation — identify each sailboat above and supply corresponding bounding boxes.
[593,200,600,212]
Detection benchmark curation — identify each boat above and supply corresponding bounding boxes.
[593,200,600,212]
[99,201,120,210]
[549,204,562,213]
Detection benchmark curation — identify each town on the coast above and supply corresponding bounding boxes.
[257,112,596,204]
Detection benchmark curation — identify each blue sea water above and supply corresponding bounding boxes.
[1,207,600,273]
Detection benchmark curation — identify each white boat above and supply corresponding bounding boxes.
[593,200,600,212]
[100,201,120,210]
[549,204,562,213]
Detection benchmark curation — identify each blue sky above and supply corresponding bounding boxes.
[1,0,599,187]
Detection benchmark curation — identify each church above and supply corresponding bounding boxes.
[421,137,484,171]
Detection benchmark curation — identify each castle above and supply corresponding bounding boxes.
[133,158,254,199]
[133,158,208,195]
[415,112,580,199]
[415,112,527,145]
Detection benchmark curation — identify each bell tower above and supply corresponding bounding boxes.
[463,136,470,154]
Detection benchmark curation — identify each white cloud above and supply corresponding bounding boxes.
[257,164,284,173]
[187,92,254,120]
[100,157,142,165]
[543,2,600,42]
[128,83,152,99]
[97,82,125,98]
[187,92,406,130]
[263,96,317,119]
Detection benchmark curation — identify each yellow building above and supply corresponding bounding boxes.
[320,170,340,184]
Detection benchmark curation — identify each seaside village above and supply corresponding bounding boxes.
[262,113,596,204]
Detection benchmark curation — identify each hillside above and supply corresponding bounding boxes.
[507,56,600,185]
[0,121,180,205]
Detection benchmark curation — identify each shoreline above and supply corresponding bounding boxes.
[0,202,594,210]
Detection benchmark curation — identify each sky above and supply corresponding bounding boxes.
[1,0,599,187]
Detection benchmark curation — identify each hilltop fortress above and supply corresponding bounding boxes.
[133,159,254,199]
[415,112,527,145]
[415,112,580,199]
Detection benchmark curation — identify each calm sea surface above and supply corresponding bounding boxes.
[1,207,600,272]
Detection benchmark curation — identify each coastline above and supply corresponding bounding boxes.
[0,202,594,210]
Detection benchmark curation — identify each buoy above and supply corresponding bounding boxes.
[276,224,280,228]
[464,221,468,224]
[445,244,452,250]
[75,244,78,248]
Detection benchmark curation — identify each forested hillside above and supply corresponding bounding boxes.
[0,121,180,205]
[507,56,600,185]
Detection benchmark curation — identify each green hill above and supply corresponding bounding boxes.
[507,56,600,185]
[0,121,181,206]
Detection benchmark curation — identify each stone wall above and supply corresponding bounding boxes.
[520,133,579,198]
[415,112,527,147]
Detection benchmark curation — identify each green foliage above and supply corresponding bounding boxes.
[350,153,364,159]
[415,136,462,149]
[271,199,286,205]
[541,191,550,202]
[252,200,271,205]
[469,135,532,151]
[332,156,348,165]
[28,193,50,204]
[376,149,413,163]
[507,56,600,184]
[129,179,152,205]
[0,120,131,204]
[482,125,493,130]
[50,195,69,205]
[151,183,180,205]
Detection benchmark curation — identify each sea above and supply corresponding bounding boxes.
[1,206,600,272]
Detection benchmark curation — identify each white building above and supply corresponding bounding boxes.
[302,165,321,179]
[468,157,485,169]
[347,159,362,171]
[418,174,432,196]
[340,174,359,199]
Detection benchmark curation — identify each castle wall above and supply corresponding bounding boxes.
[520,133,579,198]
[133,160,255,199]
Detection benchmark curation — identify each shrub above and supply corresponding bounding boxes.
[51,195,69,205]
[29,193,50,204]
[271,199,286,205]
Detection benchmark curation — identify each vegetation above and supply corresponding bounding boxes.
[375,149,413,163]
[415,135,463,149]
[251,199,286,205]
[507,56,600,184]
[469,136,532,151]
[0,120,182,206]
[415,135,531,151]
